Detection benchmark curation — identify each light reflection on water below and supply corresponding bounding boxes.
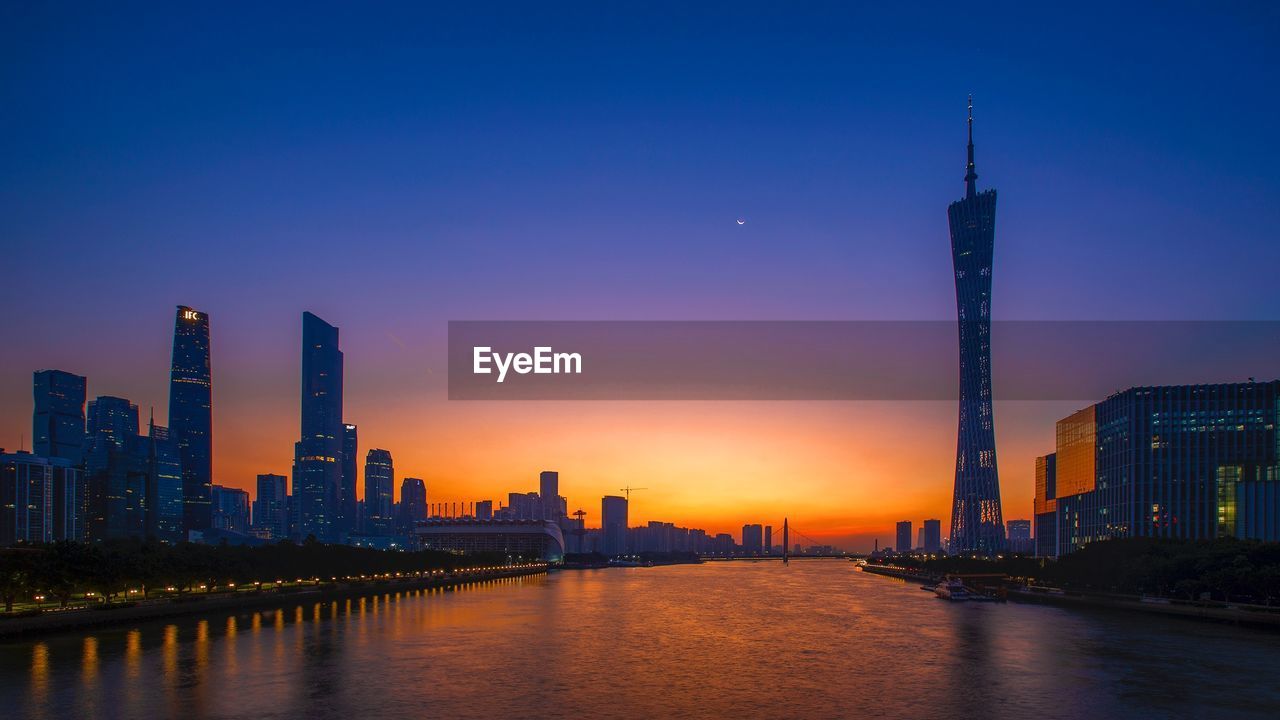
[1,563,1277,719]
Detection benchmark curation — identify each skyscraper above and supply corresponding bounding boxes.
[339,423,358,537]
[895,520,913,554]
[602,495,628,556]
[86,396,139,447]
[293,312,344,541]
[764,525,773,554]
[33,370,86,464]
[253,473,289,539]
[539,470,559,520]
[211,484,251,532]
[922,519,942,554]
[398,477,427,531]
[741,524,763,555]
[363,449,394,536]
[143,418,185,543]
[169,305,213,534]
[948,97,1004,555]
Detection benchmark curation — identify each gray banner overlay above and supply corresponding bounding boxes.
[447,321,1278,400]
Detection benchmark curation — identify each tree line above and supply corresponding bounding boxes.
[897,537,1280,604]
[0,538,511,613]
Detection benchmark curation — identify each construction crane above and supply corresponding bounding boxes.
[619,486,647,501]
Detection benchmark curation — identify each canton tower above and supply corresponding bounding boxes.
[947,97,1004,554]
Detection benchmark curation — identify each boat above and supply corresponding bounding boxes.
[933,578,997,602]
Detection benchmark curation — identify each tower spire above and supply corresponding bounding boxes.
[965,94,978,198]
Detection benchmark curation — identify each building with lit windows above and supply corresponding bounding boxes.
[252,473,289,539]
[414,518,565,561]
[948,98,1005,556]
[363,449,394,536]
[33,369,86,465]
[1033,381,1279,556]
[169,305,213,533]
[292,312,344,541]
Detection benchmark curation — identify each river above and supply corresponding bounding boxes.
[2,559,1277,719]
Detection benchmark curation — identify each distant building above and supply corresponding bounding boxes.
[33,370,86,464]
[339,423,358,537]
[293,312,344,542]
[169,305,213,533]
[86,396,139,448]
[764,525,773,555]
[211,484,251,533]
[415,518,564,561]
[363,449,394,535]
[539,471,560,520]
[741,524,763,555]
[82,409,183,543]
[143,421,185,543]
[1,451,84,544]
[1006,519,1032,554]
[475,499,493,520]
[602,495,628,555]
[895,521,913,554]
[508,491,540,520]
[253,473,289,539]
[922,519,942,554]
[399,477,427,531]
[1033,381,1279,556]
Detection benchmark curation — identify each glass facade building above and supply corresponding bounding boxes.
[948,98,1004,555]
[293,312,344,542]
[33,369,86,465]
[252,473,289,539]
[1034,381,1279,556]
[363,448,394,536]
[169,305,213,534]
[339,423,358,537]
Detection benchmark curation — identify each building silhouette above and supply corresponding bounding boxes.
[33,369,86,464]
[212,484,251,533]
[1006,519,1032,554]
[169,305,213,534]
[896,520,913,554]
[292,312,344,541]
[399,477,427,531]
[252,473,289,539]
[602,495,628,556]
[1034,381,1279,556]
[922,518,942,554]
[363,448,394,535]
[539,470,560,520]
[1,451,84,544]
[741,524,763,555]
[948,97,1005,555]
[339,423,358,537]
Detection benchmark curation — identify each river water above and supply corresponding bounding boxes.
[1,560,1277,719]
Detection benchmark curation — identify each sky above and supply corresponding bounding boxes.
[2,2,1278,551]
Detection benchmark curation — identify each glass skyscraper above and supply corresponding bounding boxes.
[339,423,358,537]
[169,305,212,533]
[948,97,1004,555]
[33,369,86,464]
[1034,381,1279,555]
[363,449,394,536]
[293,311,344,541]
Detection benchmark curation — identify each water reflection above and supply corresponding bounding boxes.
[2,565,1277,719]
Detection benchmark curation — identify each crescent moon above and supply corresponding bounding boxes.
[736,218,746,225]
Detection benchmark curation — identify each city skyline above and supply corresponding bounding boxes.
[3,4,1280,551]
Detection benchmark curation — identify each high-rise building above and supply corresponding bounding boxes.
[764,525,773,554]
[1034,381,1279,556]
[169,305,213,534]
[1,451,84,544]
[1034,454,1058,558]
[539,471,560,520]
[741,524,763,555]
[363,449,394,536]
[1006,519,1032,554]
[33,370,86,464]
[339,423,358,537]
[211,484,251,533]
[253,473,289,539]
[143,420,185,543]
[399,477,427,531]
[895,521,913,554]
[86,396,139,448]
[292,312,344,542]
[475,499,493,520]
[922,519,942,554]
[602,495,628,556]
[948,97,1004,555]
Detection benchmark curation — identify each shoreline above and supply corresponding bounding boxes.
[0,564,547,640]
[857,563,1280,630]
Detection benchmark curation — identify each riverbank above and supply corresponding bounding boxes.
[0,563,547,639]
[858,563,1280,630]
